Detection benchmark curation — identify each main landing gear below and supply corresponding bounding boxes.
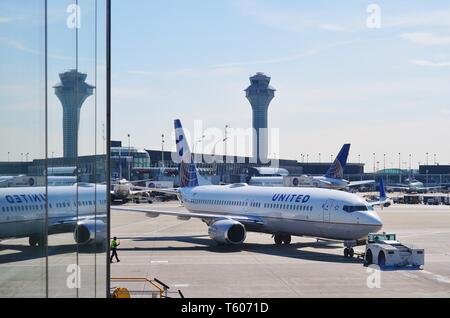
[29,235,46,247]
[343,247,355,258]
[274,234,291,245]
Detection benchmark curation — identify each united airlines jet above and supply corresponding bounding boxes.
[0,184,107,247]
[249,144,375,190]
[114,120,383,257]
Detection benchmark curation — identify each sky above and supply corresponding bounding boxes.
[1,1,450,171]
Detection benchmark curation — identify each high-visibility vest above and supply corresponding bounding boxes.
[111,240,118,248]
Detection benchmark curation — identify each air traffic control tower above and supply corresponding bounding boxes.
[245,73,275,163]
[54,70,94,158]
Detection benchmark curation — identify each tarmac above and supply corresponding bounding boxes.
[109,201,450,298]
[1,201,449,297]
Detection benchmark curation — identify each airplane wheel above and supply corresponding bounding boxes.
[349,248,354,258]
[366,249,373,265]
[274,235,283,245]
[29,236,38,247]
[283,235,291,245]
[37,236,47,247]
[378,251,386,269]
[344,248,349,258]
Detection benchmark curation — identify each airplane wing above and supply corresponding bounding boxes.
[48,214,107,233]
[421,186,444,190]
[136,188,181,196]
[368,198,390,208]
[112,206,265,228]
[348,180,375,187]
[385,185,409,191]
[127,179,155,184]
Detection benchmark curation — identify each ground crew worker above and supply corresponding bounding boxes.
[110,237,120,263]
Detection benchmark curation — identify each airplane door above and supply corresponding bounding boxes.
[323,200,335,222]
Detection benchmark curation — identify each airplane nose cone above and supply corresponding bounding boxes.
[366,212,383,231]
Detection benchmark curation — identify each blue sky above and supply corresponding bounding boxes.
[110,0,450,170]
[1,1,450,170]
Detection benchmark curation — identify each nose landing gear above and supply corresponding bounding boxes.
[343,247,354,258]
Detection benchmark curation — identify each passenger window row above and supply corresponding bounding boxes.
[1,199,107,213]
[190,199,313,212]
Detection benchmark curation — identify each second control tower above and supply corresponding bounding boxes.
[245,73,275,163]
[54,70,95,158]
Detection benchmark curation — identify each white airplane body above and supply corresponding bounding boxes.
[387,179,443,193]
[110,178,154,202]
[115,120,384,250]
[0,184,107,246]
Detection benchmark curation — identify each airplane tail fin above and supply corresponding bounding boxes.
[325,144,350,179]
[379,178,387,200]
[174,119,209,188]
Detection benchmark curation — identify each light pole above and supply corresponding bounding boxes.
[161,134,165,168]
[434,154,437,165]
[306,154,309,164]
[318,153,321,163]
[224,124,230,159]
[21,153,23,162]
[398,152,401,183]
[7,151,10,162]
[358,154,361,164]
[409,154,412,180]
[383,154,386,171]
[426,152,429,166]
[127,134,131,180]
[330,154,334,163]
[373,153,376,174]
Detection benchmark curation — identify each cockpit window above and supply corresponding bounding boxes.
[343,205,368,213]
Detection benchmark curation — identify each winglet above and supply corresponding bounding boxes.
[379,178,386,200]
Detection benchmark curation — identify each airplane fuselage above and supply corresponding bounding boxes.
[249,176,349,190]
[180,184,382,241]
[0,184,106,240]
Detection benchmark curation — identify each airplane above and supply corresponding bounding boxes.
[367,179,391,208]
[113,119,384,258]
[0,183,107,247]
[110,178,155,203]
[386,178,443,193]
[249,144,375,190]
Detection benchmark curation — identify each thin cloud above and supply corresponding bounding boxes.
[128,39,358,78]
[0,17,13,23]
[384,10,450,28]
[400,32,450,46]
[0,37,105,64]
[319,24,346,31]
[234,1,347,33]
[410,59,450,67]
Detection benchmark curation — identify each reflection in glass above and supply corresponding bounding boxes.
[0,0,107,298]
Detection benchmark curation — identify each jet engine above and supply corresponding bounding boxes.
[208,219,246,245]
[74,220,107,245]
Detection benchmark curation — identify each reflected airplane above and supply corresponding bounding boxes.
[0,184,106,247]
[110,178,155,203]
[249,144,375,190]
[114,120,383,257]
